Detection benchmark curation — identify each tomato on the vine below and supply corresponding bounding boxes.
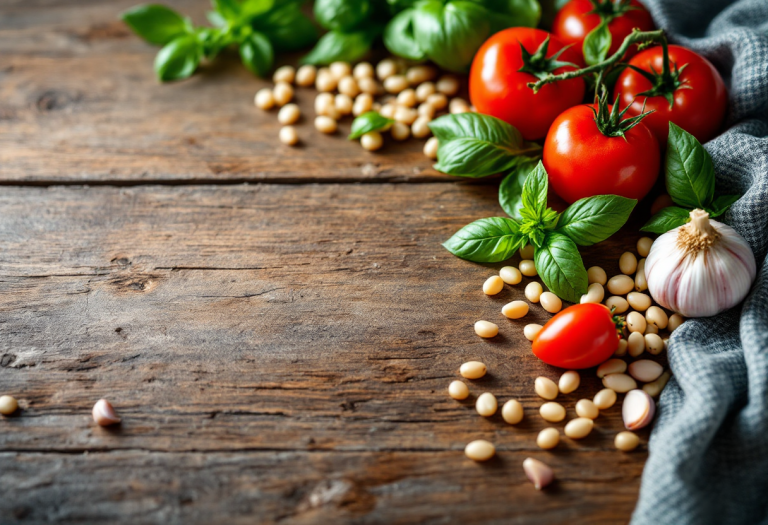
[469,27,585,141]
[553,0,655,63]
[532,304,622,369]
[614,44,728,144]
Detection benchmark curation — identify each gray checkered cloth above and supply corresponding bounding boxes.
[630,1,768,524]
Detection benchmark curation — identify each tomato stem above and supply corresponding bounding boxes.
[527,29,667,93]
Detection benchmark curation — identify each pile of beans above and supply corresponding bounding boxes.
[253,58,473,156]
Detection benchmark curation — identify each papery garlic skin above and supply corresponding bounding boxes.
[646,210,756,318]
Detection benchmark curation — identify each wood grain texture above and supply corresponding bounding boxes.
[0,0,448,184]
[0,184,660,523]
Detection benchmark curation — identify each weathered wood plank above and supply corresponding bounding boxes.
[0,0,449,183]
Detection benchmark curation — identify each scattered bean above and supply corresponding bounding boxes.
[272,82,294,106]
[668,314,685,332]
[637,237,653,257]
[602,373,637,393]
[502,301,529,319]
[629,359,663,382]
[390,122,410,141]
[0,395,18,416]
[626,311,647,333]
[502,400,524,425]
[397,88,417,107]
[279,126,299,146]
[523,457,554,490]
[499,266,522,285]
[448,380,470,400]
[597,358,627,378]
[540,402,566,422]
[646,306,669,329]
[316,68,337,92]
[315,92,335,116]
[643,370,671,397]
[314,116,337,134]
[376,58,398,80]
[615,338,628,357]
[329,61,351,80]
[615,431,640,451]
[353,61,374,80]
[476,392,498,417]
[384,75,408,94]
[519,245,535,259]
[524,323,543,341]
[627,292,651,311]
[417,102,435,119]
[295,64,317,86]
[536,428,560,449]
[407,65,437,85]
[465,439,495,461]
[524,284,542,305]
[460,361,487,379]
[92,398,121,426]
[607,275,634,295]
[423,137,439,159]
[254,88,275,110]
[380,103,396,119]
[540,292,562,313]
[644,324,658,335]
[475,320,499,338]
[352,93,373,116]
[416,82,436,102]
[449,97,471,114]
[358,77,380,95]
[394,106,418,125]
[635,258,647,291]
[580,283,605,304]
[575,399,599,419]
[273,65,295,84]
[645,333,664,355]
[593,388,617,410]
[588,266,607,285]
[337,76,360,98]
[436,75,460,96]
[426,92,448,110]
[534,377,558,400]
[565,417,594,439]
[360,131,383,151]
[277,103,301,125]
[559,370,580,394]
[619,252,638,275]
[605,296,629,313]
[627,331,645,357]
[483,275,504,295]
[519,260,537,277]
[411,116,431,138]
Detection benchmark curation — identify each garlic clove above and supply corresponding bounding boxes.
[622,389,655,430]
[92,399,121,427]
[523,457,554,490]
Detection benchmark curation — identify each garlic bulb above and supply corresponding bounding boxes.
[645,209,756,318]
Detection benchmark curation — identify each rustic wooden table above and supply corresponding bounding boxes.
[0,1,655,523]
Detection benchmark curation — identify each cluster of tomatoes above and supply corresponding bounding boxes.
[468,0,728,204]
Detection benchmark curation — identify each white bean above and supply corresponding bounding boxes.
[465,439,495,461]
[575,399,599,419]
[0,395,18,416]
[525,282,543,303]
[593,388,617,410]
[272,81,293,106]
[449,97,471,114]
[540,292,562,314]
[615,338,628,357]
[476,392,497,417]
[483,275,504,295]
[644,324,658,335]
[295,64,317,86]
[416,82,436,102]
[390,122,410,141]
[475,320,498,338]
[273,65,295,84]
[411,117,431,139]
[519,260,537,277]
[329,61,351,80]
[396,88,417,107]
[588,266,607,285]
[376,58,398,80]
[417,102,435,119]
[524,324,543,341]
[499,266,522,285]
[254,88,275,110]
[278,126,299,146]
[605,296,629,314]
[394,106,418,125]
[502,400,524,425]
[540,402,566,422]
[628,359,663,382]
[558,371,580,394]
[436,75,460,96]
[626,311,647,333]
[448,380,469,400]
[564,417,594,439]
[315,69,337,92]
[668,314,685,332]
[580,283,605,304]
[615,431,640,451]
[335,94,353,115]
[637,237,653,257]
[406,65,437,85]
[602,373,637,393]
[643,370,671,397]
[536,428,559,449]
[645,333,665,355]
[360,131,383,151]
[597,358,627,378]
[534,377,558,400]
[460,361,487,379]
[380,103,396,119]
[315,92,335,116]
[607,275,634,295]
[619,252,638,275]
[353,61,374,80]
[627,292,651,311]
[627,331,645,357]
[646,306,669,329]
[426,92,448,110]
[314,116,337,134]
[352,93,373,116]
[358,77,380,95]
[635,258,647,291]
[277,103,301,125]
[423,137,439,159]
[519,244,535,259]
[502,301,529,319]
[384,75,408,94]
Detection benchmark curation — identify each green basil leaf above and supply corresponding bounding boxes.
[707,194,740,218]
[314,0,370,31]
[535,232,588,303]
[240,0,275,19]
[211,0,241,20]
[383,9,427,61]
[582,22,611,66]
[348,111,395,140]
[154,34,201,81]
[482,0,541,29]
[640,206,691,233]
[413,0,490,72]
[428,113,528,177]
[521,161,548,215]
[443,217,524,263]
[556,195,637,246]
[666,122,716,209]
[239,32,273,77]
[253,4,318,52]
[499,159,538,220]
[122,4,192,46]
[301,29,375,65]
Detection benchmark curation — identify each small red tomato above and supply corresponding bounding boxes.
[614,44,728,144]
[532,304,620,369]
[543,102,660,203]
[469,27,585,141]
[553,0,655,62]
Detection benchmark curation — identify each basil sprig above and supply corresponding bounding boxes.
[641,123,741,233]
[444,161,637,303]
[348,111,394,140]
[122,1,317,81]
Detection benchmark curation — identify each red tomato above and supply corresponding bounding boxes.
[469,27,585,141]
[532,304,619,369]
[553,0,655,62]
[543,103,660,202]
[614,45,728,144]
